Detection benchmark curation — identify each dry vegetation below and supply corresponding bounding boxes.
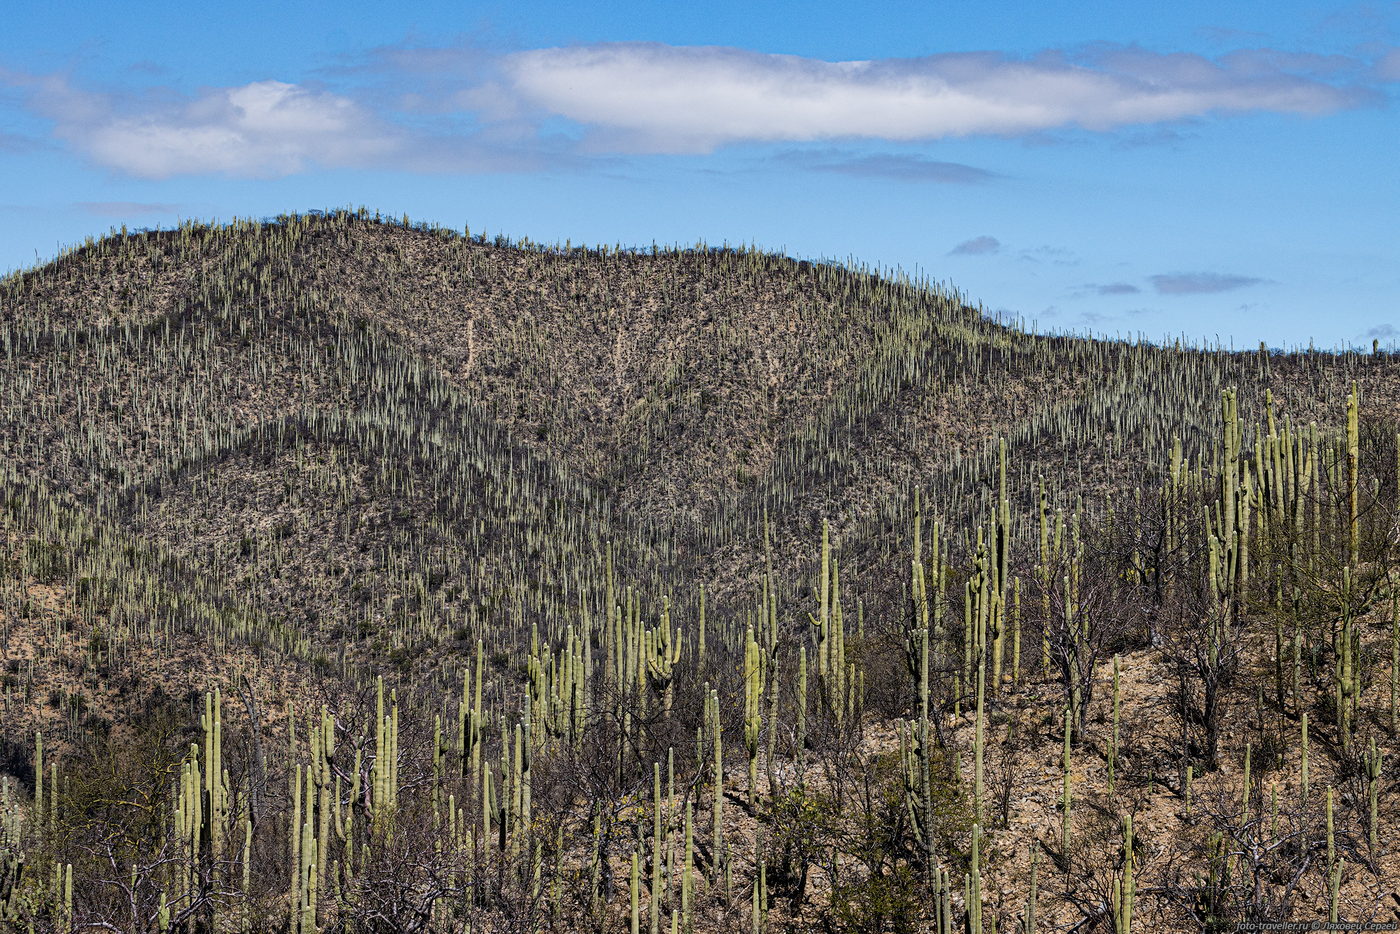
[3,209,1400,932]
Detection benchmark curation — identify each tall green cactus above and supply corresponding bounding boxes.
[1108,655,1120,798]
[682,801,693,934]
[32,732,43,838]
[974,648,986,828]
[1300,713,1309,804]
[651,761,663,934]
[1326,785,1336,880]
[1061,707,1073,850]
[1391,591,1398,733]
[810,520,851,723]
[1347,383,1360,567]
[1330,856,1344,924]
[1368,738,1383,855]
[743,627,762,810]
[708,688,724,890]
[1336,568,1359,755]
[1112,815,1134,934]
[631,848,641,934]
[966,823,983,934]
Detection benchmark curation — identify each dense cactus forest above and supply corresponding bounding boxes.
[4,207,1400,932]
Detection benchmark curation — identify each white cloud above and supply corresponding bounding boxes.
[5,39,1392,176]
[500,42,1378,153]
[0,70,401,178]
[1378,48,1400,81]
[0,130,42,153]
[69,80,398,178]
[774,149,997,183]
[76,201,186,216]
[1150,272,1264,294]
[4,69,576,178]
[949,236,1000,256]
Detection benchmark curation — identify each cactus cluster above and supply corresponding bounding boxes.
[2,212,1400,930]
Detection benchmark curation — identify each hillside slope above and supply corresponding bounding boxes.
[3,209,1400,932]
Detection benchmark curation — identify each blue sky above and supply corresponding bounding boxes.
[1,1,1396,346]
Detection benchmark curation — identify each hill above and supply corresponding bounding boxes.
[2,208,1400,932]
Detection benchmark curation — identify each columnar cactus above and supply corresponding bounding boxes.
[974,647,986,828]
[743,627,762,809]
[1391,593,1399,733]
[1368,738,1383,854]
[1336,568,1359,755]
[1347,384,1360,566]
[1112,815,1134,934]
[1061,707,1073,850]
[1330,857,1344,924]
[1300,713,1309,804]
[966,823,983,934]
[1326,786,1336,880]
[809,520,851,723]
[1242,743,1253,828]
[651,761,663,934]
[682,801,693,934]
[1108,655,1120,798]
[631,848,641,934]
[708,688,724,887]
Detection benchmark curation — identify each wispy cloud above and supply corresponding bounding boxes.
[1019,245,1078,265]
[76,201,186,217]
[1195,26,1271,46]
[81,81,396,179]
[1093,282,1141,295]
[1378,48,1400,81]
[0,130,43,153]
[775,149,997,183]
[950,236,1000,256]
[1030,305,1143,332]
[5,38,1394,176]
[499,42,1384,153]
[2,71,400,178]
[1150,272,1264,294]
[3,70,565,179]
[1113,125,1197,148]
